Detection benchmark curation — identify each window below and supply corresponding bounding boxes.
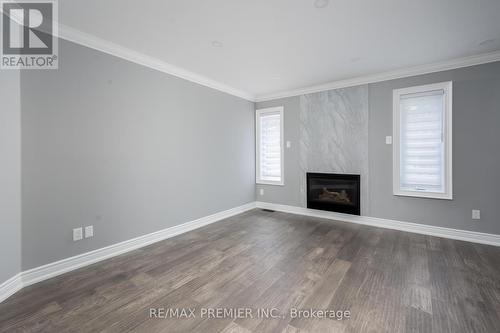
[256,107,284,185]
[393,81,452,199]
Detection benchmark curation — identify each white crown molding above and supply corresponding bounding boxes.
[2,8,499,103]
[255,201,500,247]
[54,23,256,102]
[255,51,500,102]
[0,202,256,304]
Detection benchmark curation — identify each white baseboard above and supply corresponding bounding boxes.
[4,200,498,304]
[0,274,23,304]
[256,201,500,247]
[0,202,256,304]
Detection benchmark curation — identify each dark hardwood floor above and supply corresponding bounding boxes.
[1,209,499,332]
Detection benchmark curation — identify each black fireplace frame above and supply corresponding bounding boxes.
[306,172,361,215]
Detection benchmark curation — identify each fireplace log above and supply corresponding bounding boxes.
[318,188,351,203]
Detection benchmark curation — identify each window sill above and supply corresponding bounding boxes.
[256,181,284,186]
[393,190,453,200]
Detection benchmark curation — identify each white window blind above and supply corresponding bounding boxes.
[393,82,452,199]
[400,91,444,192]
[256,107,284,185]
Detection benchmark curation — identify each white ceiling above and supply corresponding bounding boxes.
[59,0,500,100]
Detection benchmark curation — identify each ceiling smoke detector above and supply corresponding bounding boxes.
[211,40,223,48]
[314,0,329,9]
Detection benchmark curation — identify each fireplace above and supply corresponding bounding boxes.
[306,173,360,215]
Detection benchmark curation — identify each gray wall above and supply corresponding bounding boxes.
[257,61,500,235]
[0,70,21,283]
[257,96,302,207]
[21,39,255,270]
[369,62,500,235]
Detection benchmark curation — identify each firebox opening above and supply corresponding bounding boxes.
[307,173,360,215]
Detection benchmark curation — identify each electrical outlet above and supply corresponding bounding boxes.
[472,210,481,220]
[259,188,264,196]
[286,141,291,148]
[85,225,94,238]
[385,136,393,145]
[73,227,83,241]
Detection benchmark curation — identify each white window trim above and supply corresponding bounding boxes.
[393,81,453,200]
[256,106,284,186]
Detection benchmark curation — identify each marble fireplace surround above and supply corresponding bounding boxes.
[299,85,369,215]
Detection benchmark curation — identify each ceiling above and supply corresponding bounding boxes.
[58,0,500,100]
